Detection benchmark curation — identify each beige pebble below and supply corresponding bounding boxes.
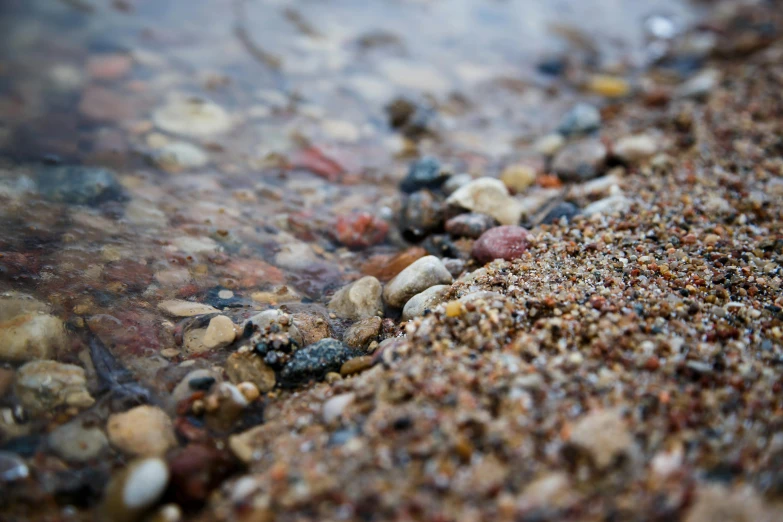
[203,315,236,349]
[107,405,177,457]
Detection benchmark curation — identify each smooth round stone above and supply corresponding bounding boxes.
[203,315,236,349]
[613,134,658,163]
[401,285,450,321]
[152,96,232,137]
[48,420,109,463]
[328,276,383,320]
[446,178,522,226]
[557,103,601,136]
[472,226,530,263]
[0,312,67,362]
[15,360,94,414]
[103,458,170,522]
[399,156,448,193]
[552,139,608,182]
[107,406,177,457]
[383,255,453,309]
[445,213,497,239]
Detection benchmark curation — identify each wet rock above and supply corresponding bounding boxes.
[202,315,236,349]
[552,138,608,182]
[183,328,209,355]
[0,312,67,362]
[279,338,361,388]
[343,316,382,349]
[613,134,658,163]
[399,190,444,241]
[245,309,304,347]
[582,194,632,216]
[170,369,221,406]
[445,213,497,239]
[568,409,632,470]
[402,285,450,321]
[0,451,29,483]
[500,164,537,194]
[328,276,383,320]
[153,95,232,137]
[0,292,50,321]
[541,201,580,224]
[322,392,355,424]
[15,360,95,414]
[334,212,389,248]
[472,225,530,263]
[383,255,453,308]
[442,173,472,196]
[557,102,601,136]
[340,356,373,376]
[158,300,218,317]
[48,420,109,463]
[291,313,331,345]
[153,142,209,172]
[104,260,154,292]
[446,178,522,226]
[36,165,125,206]
[102,457,170,522]
[361,247,427,282]
[400,156,448,193]
[225,352,276,393]
[107,405,177,457]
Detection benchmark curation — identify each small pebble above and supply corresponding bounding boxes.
[157,300,219,317]
[552,138,608,182]
[446,178,522,226]
[225,352,276,393]
[48,420,109,463]
[399,190,444,241]
[107,405,177,457]
[383,255,453,308]
[15,360,94,414]
[445,213,497,239]
[568,409,632,469]
[279,338,361,387]
[400,156,449,193]
[534,133,565,156]
[541,202,580,224]
[343,316,382,349]
[203,315,236,349]
[334,212,389,248]
[557,103,601,136]
[340,356,374,376]
[445,300,462,317]
[472,225,530,263]
[402,285,450,321]
[613,134,658,163]
[500,164,537,194]
[237,382,260,402]
[0,312,67,362]
[102,457,170,522]
[36,165,125,206]
[587,75,630,98]
[153,95,232,137]
[329,276,384,320]
[322,392,355,423]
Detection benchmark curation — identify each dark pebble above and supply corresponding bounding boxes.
[188,376,216,391]
[537,57,566,76]
[541,202,580,224]
[279,338,360,388]
[445,213,497,238]
[36,165,125,206]
[202,287,245,309]
[422,234,467,259]
[399,190,444,241]
[385,97,435,139]
[400,156,448,193]
[556,103,601,136]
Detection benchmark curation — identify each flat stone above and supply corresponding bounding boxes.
[0,313,67,362]
[203,315,236,349]
[107,405,177,457]
[153,95,232,137]
[446,178,522,226]
[225,352,276,393]
[383,255,453,309]
[279,338,361,388]
[472,226,530,263]
[15,360,95,414]
[552,139,608,182]
[48,420,109,463]
[445,213,497,239]
[157,300,218,317]
[328,276,383,320]
[402,285,450,321]
[343,316,382,349]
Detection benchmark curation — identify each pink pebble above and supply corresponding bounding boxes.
[472,225,529,263]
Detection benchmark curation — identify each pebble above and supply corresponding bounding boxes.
[237,382,260,402]
[400,156,448,193]
[383,255,453,308]
[442,173,472,195]
[0,312,67,362]
[322,392,355,424]
[0,292,50,321]
[340,356,373,376]
[204,382,249,430]
[102,457,170,522]
[225,352,276,393]
[202,315,236,349]
[0,451,28,482]
[153,142,209,172]
[279,338,361,388]
[445,213,497,239]
[445,300,462,317]
[557,103,601,136]
[328,276,383,320]
[446,178,522,226]
[401,284,450,321]
[361,247,427,282]
[245,309,304,347]
[0,368,13,398]
[472,226,530,264]
[677,69,719,99]
[157,300,219,317]
[582,194,632,216]
[15,360,95,414]
[36,165,125,206]
[500,164,537,194]
[587,75,630,98]
[48,419,109,463]
[334,212,389,248]
[552,138,608,182]
[568,410,632,469]
[399,190,444,240]
[534,133,565,156]
[107,405,177,457]
[613,134,658,163]
[170,369,221,406]
[541,201,580,224]
[292,313,331,345]
[342,316,382,349]
[183,328,209,355]
[152,95,232,137]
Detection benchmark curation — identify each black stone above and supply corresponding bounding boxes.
[399,157,448,193]
[399,190,444,241]
[541,202,579,224]
[279,338,360,388]
[36,165,125,206]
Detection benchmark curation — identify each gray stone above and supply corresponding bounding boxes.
[401,285,450,321]
[552,139,608,182]
[36,165,125,206]
[383,255,452,308]
[328,276,383,320]
[445,213,497,238]
[49,420,109,463]
[557,103,601,136]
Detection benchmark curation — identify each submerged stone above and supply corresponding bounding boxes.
[36,165,125,206]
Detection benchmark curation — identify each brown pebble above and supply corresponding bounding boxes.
[340,356,373,376]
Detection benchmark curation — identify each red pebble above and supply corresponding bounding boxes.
[291,146,344,182]
[334,212,389,249]
[472,225,529,263]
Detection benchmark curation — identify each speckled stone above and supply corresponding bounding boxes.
[279,338,361,388]
[472,226,530,263]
